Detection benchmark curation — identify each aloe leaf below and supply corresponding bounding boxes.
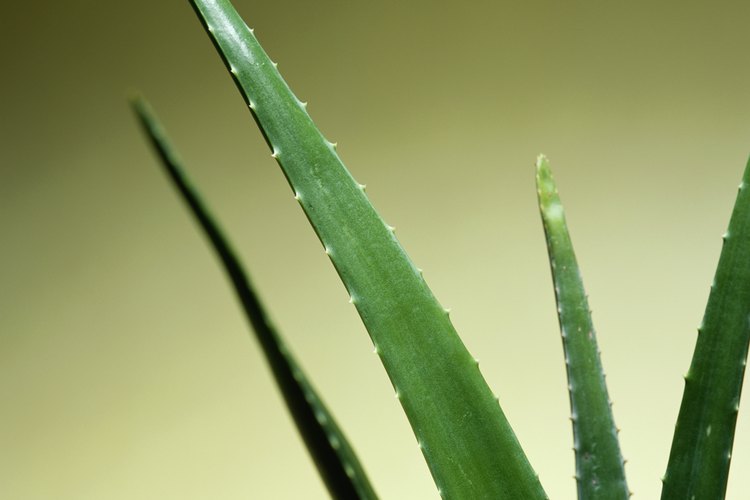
[661,157,750,499]
[536,155,629,499]
[185,1,547,497]
[131,95,378,500]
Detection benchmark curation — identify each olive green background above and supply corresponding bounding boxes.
[3,1,750,498]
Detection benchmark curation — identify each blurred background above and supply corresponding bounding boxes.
[3,0,750,498]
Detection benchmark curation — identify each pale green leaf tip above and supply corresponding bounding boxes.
[535,154,556,196]
[536,153,550,171]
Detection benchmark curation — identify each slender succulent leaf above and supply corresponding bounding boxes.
[661,157,750,499]
[185,1,547,497]
[536,155,629,500]
[131,95,378,500]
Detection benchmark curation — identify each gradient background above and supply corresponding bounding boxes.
[3,0,750,498]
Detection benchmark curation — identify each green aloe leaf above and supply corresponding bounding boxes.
[185,1,547,497]
[536,155,629,499]
[131,95,378,500]
[661,157,750,499]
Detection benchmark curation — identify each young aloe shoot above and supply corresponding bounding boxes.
[536,155,629,500]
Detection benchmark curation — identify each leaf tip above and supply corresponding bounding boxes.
[536,153,550,170]
[535,154,558,206]
[127,90,149,116]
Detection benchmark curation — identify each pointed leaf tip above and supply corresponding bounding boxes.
[536,153,550,170]
[535,155,559,208]
[129,93,154,123]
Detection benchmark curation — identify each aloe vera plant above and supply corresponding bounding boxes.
[132,0,750,497]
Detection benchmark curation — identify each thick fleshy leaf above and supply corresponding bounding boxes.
[185,1,547,497]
